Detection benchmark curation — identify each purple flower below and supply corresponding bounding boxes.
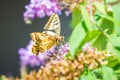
[18,40,49,67]
[23,0,61,23]
[44,43,69,60]
[43,45,57,57]
[18,40,69,68]
[58,43,69,54]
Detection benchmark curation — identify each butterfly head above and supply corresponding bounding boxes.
[58,36,64,42]
[60,36,64,41]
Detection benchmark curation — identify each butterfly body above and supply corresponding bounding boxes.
[30,14,64,55]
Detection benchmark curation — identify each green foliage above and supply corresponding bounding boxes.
[69,0,120,79]
[78,66,118,80]
[113,3,120,33]
[80,5,93,31]
[80,71,97,80]
[102,66,118,80]
[69,0,120,57]
[79,30,101,49]
[93,32,108,50]
[100,11,114,34]
[69,22,86,58]
[107,54,120,71]
[72,7,81,28]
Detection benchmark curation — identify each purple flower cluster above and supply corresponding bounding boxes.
[18,40,49,67]
[23,0,61,23]
[18,40,69,68]
[58,43,69,58]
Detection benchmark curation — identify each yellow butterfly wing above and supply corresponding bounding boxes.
[30,32,43,42]
[30,32,57,54]
[43,13,60,36]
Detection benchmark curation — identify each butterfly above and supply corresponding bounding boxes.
[30,13,64,55]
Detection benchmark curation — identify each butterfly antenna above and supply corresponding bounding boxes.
[62,26,69,36]
[61,26,70,44]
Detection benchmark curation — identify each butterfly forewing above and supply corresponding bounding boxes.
[30,32,44,42]
[44,14,60,36]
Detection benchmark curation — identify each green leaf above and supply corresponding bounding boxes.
[102,66,118,80]
[80,71,97,80]
[94,2,120,27]
[93,33,108,50]
[108,34,120,60]
[80,5,93,31]
[100,11,114,34]
[113,3,120,33]
[113,3,120,22]
[97,13,120,27]
[69,22,86,58]
[107,55,120,71]
[94,2,106,14]
[79,30,101,49]
[109,34,120,48]
[114,47,120,58]
[92,70,103,79]
[72,7,81,28]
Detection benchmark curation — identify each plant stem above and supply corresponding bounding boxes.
[104,0,107,12]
